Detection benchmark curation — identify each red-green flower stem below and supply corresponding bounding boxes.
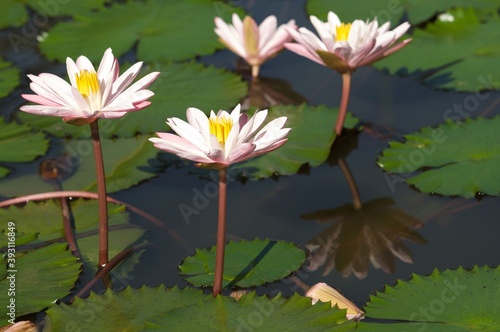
[335,72,352,136]
[90,120,109,269]
[213,167,227,296]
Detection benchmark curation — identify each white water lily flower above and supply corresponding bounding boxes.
[21,48,160,125]
[149,104,290,167]
[215,14,297,77]
[285,12,411,73]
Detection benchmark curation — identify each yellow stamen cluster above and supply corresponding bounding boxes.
[75,70,100,98]
[335,23,352,42]
[209,116,233,146]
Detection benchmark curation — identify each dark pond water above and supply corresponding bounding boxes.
[2,0,500,310]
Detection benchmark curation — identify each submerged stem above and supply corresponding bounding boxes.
[335,72,352,136]
[213,167,227,296]
[90,120,109,269]
[338,158,362,210]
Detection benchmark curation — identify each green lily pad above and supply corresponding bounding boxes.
[146,292,356,331]
[0,199,144,286]
[0,119,48,163]
[180,239,307,288]
[46,287,354,331]
[45,286,207,331]
[375,7,500,91]
[18,61,247,138]
[0,118,49,178]
[0,59,20,98]
[234,104,359,179]
[39,0,244,63]
[0,200,128,249]
[359,266,500,331]
[0,243,81,326]
[0,135,159,197]
[0,0,26,29]
[377,116,500,198]
[402,0,500,25]
[0,0,109,29]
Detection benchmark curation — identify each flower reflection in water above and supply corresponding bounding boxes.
[303,134,426,279]
[303,197,427,279]
[240,76,308,111]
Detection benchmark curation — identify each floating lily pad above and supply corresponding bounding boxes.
[17,61,247,138]
[0,200,128,249]
[46,286,353,331]
[234,104,359,179]
[39,0,244,63]
[45,286,208,331]
[0,199,144,286]
[180,239,306,288]
[0,135,159,197]
[146,292,355,331]
[402,0,500,25]
[375,7,500,91]
[0,0,26,29]
[0,0,109,29]
[377,116,500,198]
[0,58,20,98]
[0,118,49,178]
[0,243,81,326]
[359,266,500,331]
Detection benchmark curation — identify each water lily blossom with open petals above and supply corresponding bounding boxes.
[285,12,411,73]
[215,14,297,77]
[149,104,290,167]
[20,48,160,125]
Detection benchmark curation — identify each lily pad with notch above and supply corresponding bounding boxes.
[0,135,159,197]
[0,243,81,326]
[0,118,49,179]
[39,0,245,63]
[377,116,500,197]
[179,239,307,288]
[358,265,500,331]
[374,7,500,91]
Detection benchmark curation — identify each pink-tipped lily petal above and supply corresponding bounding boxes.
[306,282,365,321]
[214,14,297,76]
[149,104,290,167]
[285,12,411,73]
[20,47,160,124]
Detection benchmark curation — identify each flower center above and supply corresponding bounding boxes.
[335,23,351,42]
[75,70,100,98]
[75,70,102,112]
[209,116,233,146]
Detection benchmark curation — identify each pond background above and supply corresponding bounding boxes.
[1,0,500,309]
